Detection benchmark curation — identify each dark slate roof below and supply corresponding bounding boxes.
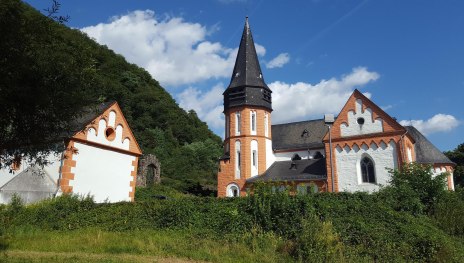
[224,17,272,111]
[272,119,328,151]
[404,126,454,165]
[246,158,327,183]
[62,101,115,138]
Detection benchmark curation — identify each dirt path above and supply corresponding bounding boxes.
[1,250,207,263]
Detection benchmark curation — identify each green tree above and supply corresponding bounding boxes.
[444,143,464,188]
[0,0,97,168]
[385,163,448,214]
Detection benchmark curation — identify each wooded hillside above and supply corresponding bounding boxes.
[0,0,222,193]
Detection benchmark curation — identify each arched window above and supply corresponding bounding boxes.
[235,140,241,179]
[250,110,257,135]
[226,183,240,197]
[264,113,269,137]
[360,156,376,183]
[251,140,258,177]
[235,111,241,135]
[225,115,229,138]
[407,147,412,163]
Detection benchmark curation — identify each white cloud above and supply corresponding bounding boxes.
[255,44,266,57]
[269,67,379,124]
[400,114,460,135]
[177,83,225,130]
[177,67,379,135]
[266,53,290,69]
[81,10,237,87]
[381,105,393,111]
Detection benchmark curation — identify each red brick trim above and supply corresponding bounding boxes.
[129,157,138,201]
[324,130,405,144]
[60,140,77,193]
[72,137,141,157]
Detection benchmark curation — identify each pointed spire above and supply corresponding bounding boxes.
[228,17,267,89]
[224,17,272,112]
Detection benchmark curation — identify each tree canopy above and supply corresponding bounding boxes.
[445,143,464,188]
[0,0,97,168]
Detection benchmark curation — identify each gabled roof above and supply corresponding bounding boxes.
[272,119,328,151]
[404,126,454,165]
[246,158,327,183]
[324,89,405,141]
[71,101,142,155]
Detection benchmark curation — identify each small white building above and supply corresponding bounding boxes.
[0,101,142,204]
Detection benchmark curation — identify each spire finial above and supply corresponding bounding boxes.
[245,16,249,29]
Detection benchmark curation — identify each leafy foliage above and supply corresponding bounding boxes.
[444,143,464,187]
[432,188,464,236]
[386,163,448,214]
[0,0,96,168]
[2,182,464,262]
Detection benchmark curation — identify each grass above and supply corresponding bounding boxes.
[0,228,292,263]
[1,250,201,263]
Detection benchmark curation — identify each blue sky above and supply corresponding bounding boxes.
[26,0,463,151]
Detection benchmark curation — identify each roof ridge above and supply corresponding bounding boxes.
[272,118,325,126]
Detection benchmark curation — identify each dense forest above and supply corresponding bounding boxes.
[0,0,222,194]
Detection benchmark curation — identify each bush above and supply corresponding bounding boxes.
[432,190,464,236]
[387,163,448,214]
[1,185,464,262]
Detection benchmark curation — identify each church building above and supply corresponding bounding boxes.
[217,18,455,197]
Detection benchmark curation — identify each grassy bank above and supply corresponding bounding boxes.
[1,228,290,263]
[1,193,463,262]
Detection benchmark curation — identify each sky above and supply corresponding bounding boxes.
[25,0,463,151]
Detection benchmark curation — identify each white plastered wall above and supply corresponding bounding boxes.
[335,140,398,193]
[71,142,135,203]
[432,166,455,191]
[340,99,383,137]
[87,111,130,151]
[265,139,274,169]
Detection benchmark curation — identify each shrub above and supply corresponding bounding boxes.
[387,163,448,214]
[432,190,464,236]
[293,215,345,263]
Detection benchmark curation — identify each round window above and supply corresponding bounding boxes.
[357,117,365,125]
[105,127,116,141]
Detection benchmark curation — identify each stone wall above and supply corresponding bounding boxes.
[137,154,161,187]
